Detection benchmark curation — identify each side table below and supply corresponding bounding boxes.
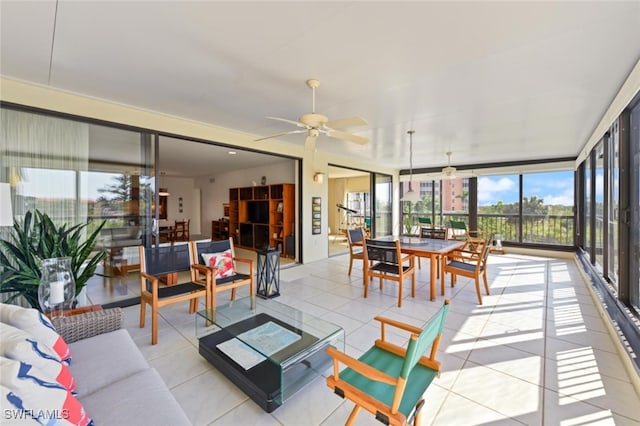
[256,249,280,298]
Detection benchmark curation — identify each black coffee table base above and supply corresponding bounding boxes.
[198,313,329,412]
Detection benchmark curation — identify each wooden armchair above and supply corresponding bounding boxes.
[326,300,450,426]
[138,243,212,344]
[443,236,493,304]
[189,238,255,309]
[347,228,365,276]
[363,239,415,308]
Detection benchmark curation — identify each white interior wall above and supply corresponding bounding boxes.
[158,176,195,226]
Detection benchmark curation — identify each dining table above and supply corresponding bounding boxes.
[375,235,466,301]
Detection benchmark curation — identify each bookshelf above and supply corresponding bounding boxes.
[228,183,295,257]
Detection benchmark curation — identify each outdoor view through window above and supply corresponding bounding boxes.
[402,170,575,246]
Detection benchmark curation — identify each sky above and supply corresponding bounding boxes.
[478,170,576,206]
[19,168,580,208]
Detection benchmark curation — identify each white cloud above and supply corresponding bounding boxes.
[478,176,517,205]
[544,190,574,206]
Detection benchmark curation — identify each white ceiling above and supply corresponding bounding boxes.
[2,1,639,174]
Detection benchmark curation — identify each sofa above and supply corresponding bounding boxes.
[0,304,191,425]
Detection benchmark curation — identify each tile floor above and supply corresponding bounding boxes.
[84,251,640,426]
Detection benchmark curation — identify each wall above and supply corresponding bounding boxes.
[0,78,397,264]
[157,176,202,235]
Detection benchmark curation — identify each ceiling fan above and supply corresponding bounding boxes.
[442,151,457,177]
[255,79,369,150]
[439,151,475,179]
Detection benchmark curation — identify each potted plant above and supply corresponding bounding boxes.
[0,210,107,310]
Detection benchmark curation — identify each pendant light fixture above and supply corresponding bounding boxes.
[401,130,422,203]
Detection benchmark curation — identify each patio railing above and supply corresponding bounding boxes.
[409,213,574,246]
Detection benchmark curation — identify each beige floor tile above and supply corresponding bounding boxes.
[84,252,640,426]
[451,362,543,423]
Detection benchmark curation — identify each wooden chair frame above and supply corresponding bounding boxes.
[443,237,493,304]
[188,238,255,310]
[174,219,190,242]
[138,243,212,345]
[326,300,450,426]
[347,227,365,276]
[363,239,415,308]
[448,219,484,252]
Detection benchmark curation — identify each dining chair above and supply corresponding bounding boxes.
[447,219,483,252]
[443,236,493,304]
[174,219,190,242]
[362,239,415,308]
[326,300,450,426]
[347,228,365,276]
[188,238,255,309]
[138,242,212,345]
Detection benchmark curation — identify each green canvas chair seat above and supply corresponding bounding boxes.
[338,347,439,419]
[326,300,450,426]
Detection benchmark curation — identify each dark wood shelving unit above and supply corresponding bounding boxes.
[211,218,229,240]
[228,184,295,257]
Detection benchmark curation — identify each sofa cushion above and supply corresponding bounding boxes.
[0,304,72,364]
[0,361,91,426]
[0,323,76,391]
[68,329,148,397]
[80,368,190,425]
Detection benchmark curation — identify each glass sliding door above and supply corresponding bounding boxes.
[327,166,370,255]
[630,102,640,312]
[1,108,90,227]
[0,106,153,263]
[608,123,620,288]
[584,155,592,259]
[595,141,605,272]
[373,173,392,237]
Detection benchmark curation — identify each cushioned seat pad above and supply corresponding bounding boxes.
[216,273,251,285]
[69,329,149,397]
[81,368,191,425]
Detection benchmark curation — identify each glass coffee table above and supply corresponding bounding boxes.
[196,297,344,412]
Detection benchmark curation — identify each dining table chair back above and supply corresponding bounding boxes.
[363,239,415,307]
[347,228,365,276]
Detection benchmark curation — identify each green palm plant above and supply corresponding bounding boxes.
[0,210,107,310]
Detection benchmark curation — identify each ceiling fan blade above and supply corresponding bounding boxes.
[327,130,368,145]
[266,116,307,128]
[325,116,368,129]
[254,129,307,141]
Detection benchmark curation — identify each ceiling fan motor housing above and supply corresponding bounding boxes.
[299,113,328,128]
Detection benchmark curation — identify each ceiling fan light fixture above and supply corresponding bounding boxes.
[441,151,457,177]
[401,130,422,203]
[402,188,422,203]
